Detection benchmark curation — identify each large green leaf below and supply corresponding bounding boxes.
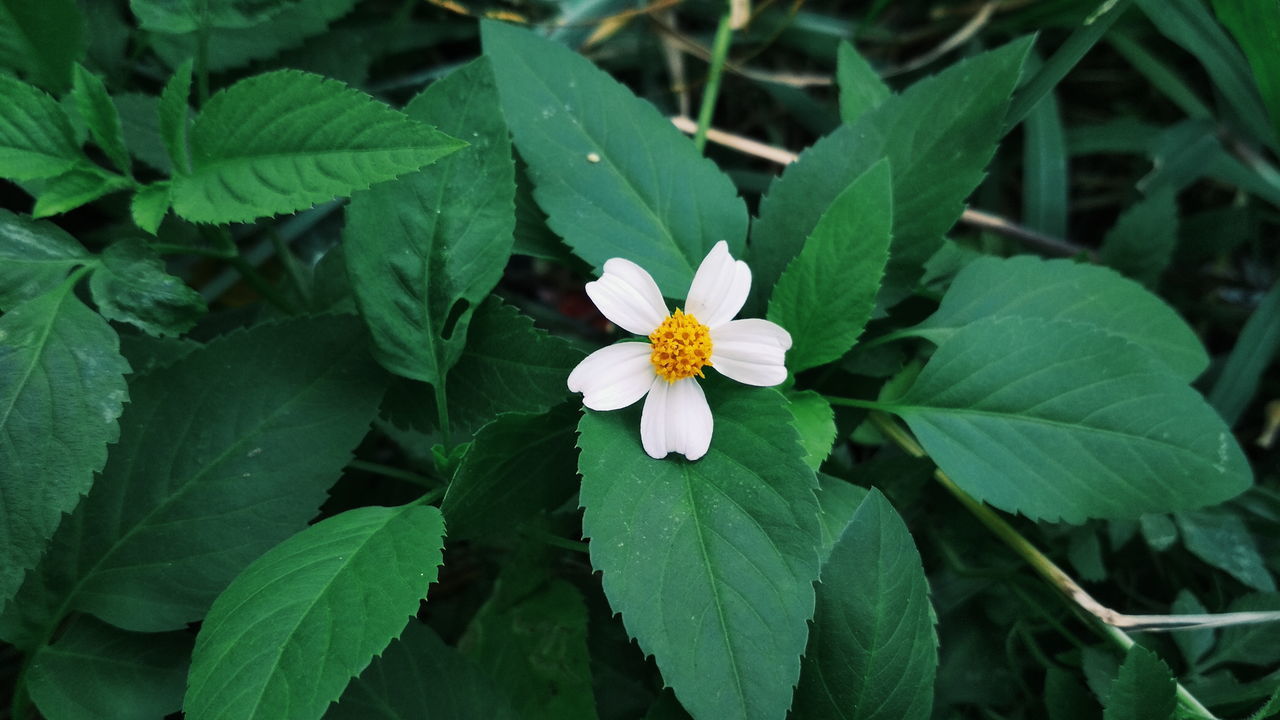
[0,209,89,310]
[908,255,1208,380]
[836,41,890,125]
[0,75,88,181]
[482,20,747,297]
[768,159,892,372]
[31,165,133,218]
[577,384,821,720]
[27,615,191,720]
[815,474,869,562]
[883,317,1251,522]
[1103,646,1176,720]
[0,278,129,610]
[171,70,465,224]
[185,504,446,720]
[751,37,1033,310]
[131,0,300,33]
[327,620,519,720]
[89,237,206,336]
[70,63,130,175]
[0,0,85,92]
[345,58,513,385]
[0,316,387,646]
[1212,0,1280,143]
[793,490,937,720]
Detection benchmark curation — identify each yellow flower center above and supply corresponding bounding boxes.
[649,309,713,382]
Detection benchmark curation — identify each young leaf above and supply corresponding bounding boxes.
[793,490,937,720]
[0,0,85,93]
[27,615,191,720]
[0,316,387,645]
[344,57,513,385]
[158,59,192,174]
[0,209,89,310]
[0,75,89,181]
[836,41,890,125]
[885,317,1251,523]
[482,19,748,297]
[185,504,446,720]
[88,237,205,336]
[577,385,821,720]
[31,167,133,218]
[768,159,892,371]
[1099,190,1179,288]
[130,0,301,33]
[171,70,465,224]
[1175,509,1276,592]
[130,182,171,234]
[0,278,129,610]
[787,390,837,472]
[1103,646,1176,720]
[71,63,130,175]
[908,255,1208,380]
[327,620,520,720]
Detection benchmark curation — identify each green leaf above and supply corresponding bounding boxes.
[442,404,580,541]
[70,63,130,175]
[577,385,821,720]
[345,57,513,385]
[131,182,171,234]
[185,504,446,720]
[768,159,892,371]
[884,317,1251,523]
[27,615,191,720]
[31,167,133,219]
[1208,278,1280,427]
[815,474,870,562]
[1171,591,1214,669]
[1175,509,1275,592]
[171,69,465,224]
[0,279,129,610]
[1099,190,1179,288]
[1022,62,1068,239]
[88,237,205,337]
[482,20,747,297]
[788,390,837,472]
[0,316,387,645]
[0,0,85,92]
[752,37,1033,311]
[158,59,192,174]
[836,40,889,125]
[1140,514,1179,552]
[1204,593,1280,669]
[131,0,300,32]
[113,93,173,173]
[909,255,1208,380]
[1103,646,1176,720]
[793,490,937,720]
[327,620,520,720]
[1212,0,1280,143]
[0,74,88,181]
[0,209,89,310]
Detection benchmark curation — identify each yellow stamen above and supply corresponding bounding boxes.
[649,309,713,382]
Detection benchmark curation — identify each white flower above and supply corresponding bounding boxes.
[567,241,792,461]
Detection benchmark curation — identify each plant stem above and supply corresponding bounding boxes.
[270,229,311,308]
[434,382,452,450]
[195,0,211,105]
[693,11,734,153]
[523,528,591,554]
[347,460,437,488]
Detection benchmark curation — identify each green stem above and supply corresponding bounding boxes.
[194,0,210,105]
[270,229,311,308]
[824,395,889,411]
[151,242,235,259]
[523,528,590,555]
[410,486,446,507]
[693,11,734,153]
[347,460,437,488]
[434,382,452,449]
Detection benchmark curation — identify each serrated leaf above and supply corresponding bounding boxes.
[0,74,88,181]
[1100,190,1179,288]
[0,316,387,645]
[752,37,1033,311]
[0,209,89,310]
[171,70,465,224]
[794,490,937,720]
[768,159,892,371]
[71,63,130,175]
[345,57,513,385]
[884,317,1251,523]
[1104,646,1176,720]
[185,504,446,720]
[131,182,170,234]
[327,620,520,720]
[482,20,747,297]
[0,279,129,610]
[836,41,889,125]
[577,384,821,720]
[31,167,133,218]
[788,390,837,472]
[131,0,300,33]
[909,255,1208,380]
[88,237,205,337]
[0,0,85,92]
[1175,509,1276,592]
[158,59,192,174]
[27,615,191,720]
[442,404,580,541]
[815,474,870,562]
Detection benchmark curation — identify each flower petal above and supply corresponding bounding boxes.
[685,240,751,328]
[640,377,713,460]
[567,342,655,411]
[585,258,669,335]
[710,318,792,387]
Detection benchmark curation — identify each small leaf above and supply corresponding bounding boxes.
[1211,0,1280,143]
[578,384,821,720]
[1171,590,1213,669]
[0,74,88,181]
[171,69,465,224]
[130,0,300,33]
[0,279,129,609]
[71,62,130,175]
[1140,514,1179,552]
[793,490,937,720]
[89,237,205,337]
[31,167,132,218]
[482,19,747,297]
[158,59,192,173]
[185,504,446,720]
[1175,509,1275,592]
[1208,277,1280,427]
[768,159,892,371]
[130,182,171,234]
[1103,646,1176,720]
[1099,190,1179,288]
[1204,593,1280,669]
[787,390,837,472]
[837,41,890,125]
[0,0,85,92]
[345,57,513,385]
[27,615,191,720]
[885,317,1251,522]
[0,209,89,310]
